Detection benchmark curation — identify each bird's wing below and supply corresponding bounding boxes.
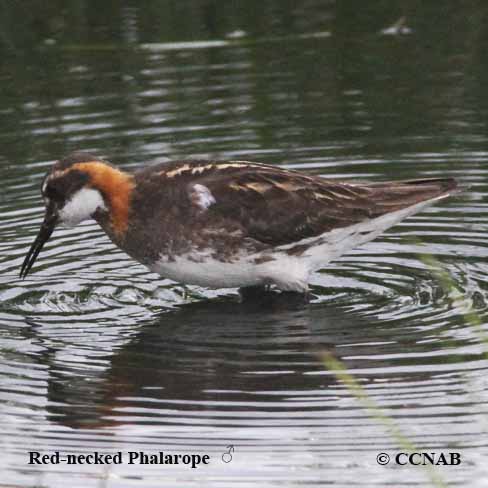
[154,161,457,247]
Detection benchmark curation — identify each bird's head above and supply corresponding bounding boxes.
[20,152,134,278]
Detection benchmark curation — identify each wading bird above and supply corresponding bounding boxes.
[20,152,458,300]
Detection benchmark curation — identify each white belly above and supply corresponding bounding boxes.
[150,255,264,288]
[149,252,310,292]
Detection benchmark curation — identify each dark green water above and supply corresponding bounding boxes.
[1,2,487,487]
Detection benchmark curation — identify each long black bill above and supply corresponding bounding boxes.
[19,209,58,279]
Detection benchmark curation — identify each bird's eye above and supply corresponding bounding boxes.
[45,184,63,202]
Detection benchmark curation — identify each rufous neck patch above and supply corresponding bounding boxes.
[73,162,135,236]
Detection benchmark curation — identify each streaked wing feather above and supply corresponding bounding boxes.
[193,166,457,246]
[147,160,457,247]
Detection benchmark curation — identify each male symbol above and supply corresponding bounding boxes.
[222,445,235,463]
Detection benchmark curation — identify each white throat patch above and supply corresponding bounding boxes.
[59,187,106,227]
